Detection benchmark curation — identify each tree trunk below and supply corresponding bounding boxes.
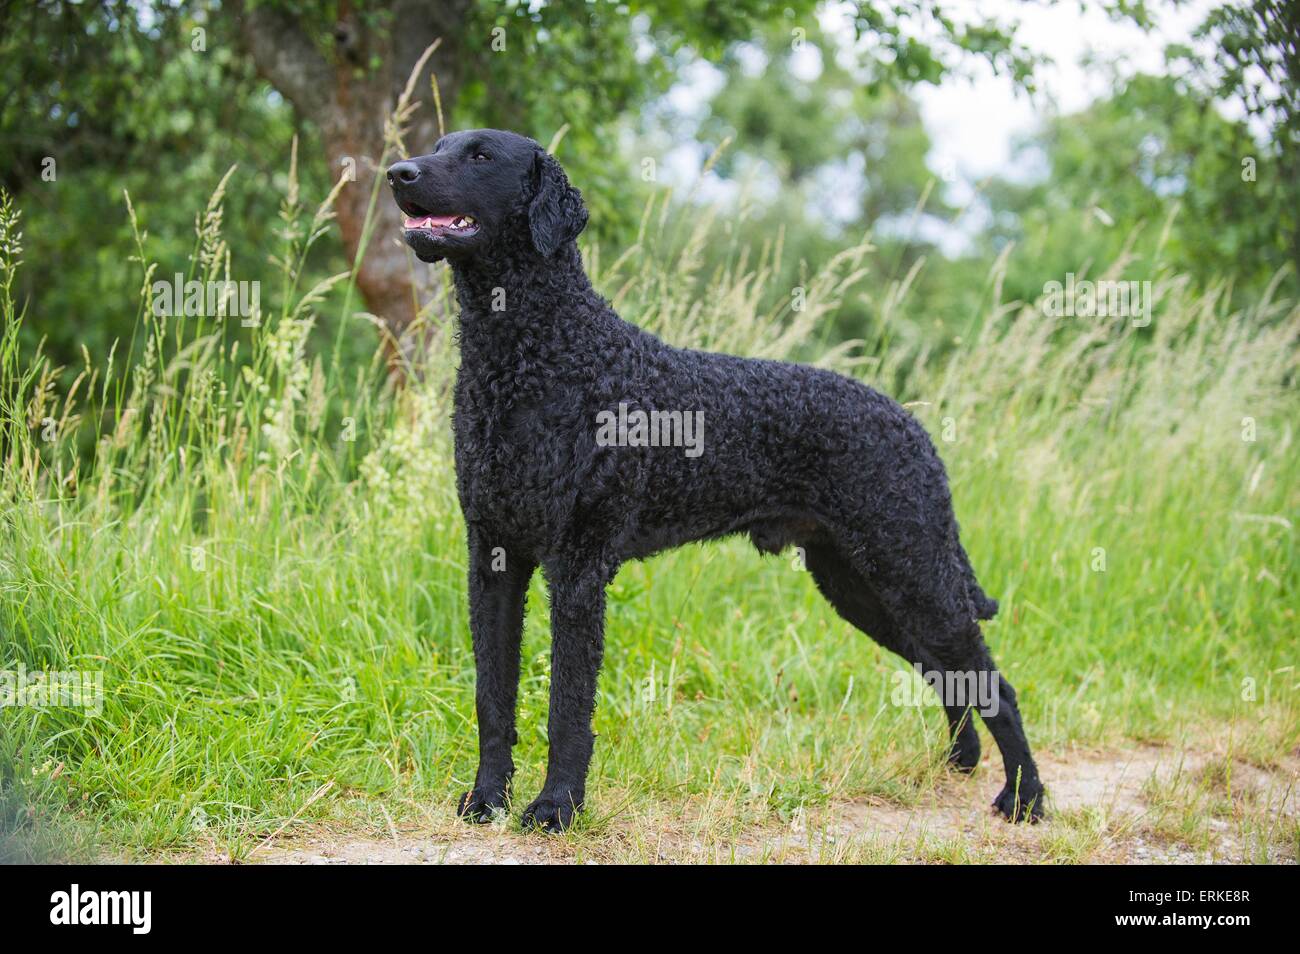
[229,1,471,362]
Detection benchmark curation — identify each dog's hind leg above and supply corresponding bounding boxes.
[817,507,1044,821]
[962,643,1045,822]
[803,542,982,773]
[911,608,1045,822]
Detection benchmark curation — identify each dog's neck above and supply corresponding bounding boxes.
[449,241,607,367]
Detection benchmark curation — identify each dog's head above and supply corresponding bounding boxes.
[387,129,588,265]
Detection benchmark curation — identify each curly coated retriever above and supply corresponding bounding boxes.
[387,129,1044,832]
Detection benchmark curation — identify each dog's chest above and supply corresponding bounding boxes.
[453,382,583,526]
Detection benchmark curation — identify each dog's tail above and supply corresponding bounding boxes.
[957,540,999,620]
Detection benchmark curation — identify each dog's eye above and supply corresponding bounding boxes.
[472,152,491,162]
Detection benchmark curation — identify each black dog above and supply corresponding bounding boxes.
[387,129,1044,831]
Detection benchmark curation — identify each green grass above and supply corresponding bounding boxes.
[0,156,1296,863]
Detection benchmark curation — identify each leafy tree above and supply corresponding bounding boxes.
[687,20,998,347]
[703,23,949,227]
[3,0,1045,358]
[0,0,321,365]
[222,0,844,347]
[1173,0,1299,275]
[980,72,1293,306]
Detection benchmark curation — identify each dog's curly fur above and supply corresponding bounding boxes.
[388,129,1044,831]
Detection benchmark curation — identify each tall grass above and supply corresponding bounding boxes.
[0,150,1296,862]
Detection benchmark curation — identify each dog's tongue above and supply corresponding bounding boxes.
[404,214,457,229]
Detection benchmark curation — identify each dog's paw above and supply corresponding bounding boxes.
[992,781,1046,823]
[520,792,582,833]
[457,788,509,824]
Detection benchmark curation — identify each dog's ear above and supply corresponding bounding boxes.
[528,149,588,257]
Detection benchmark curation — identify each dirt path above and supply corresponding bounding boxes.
[246,746,1298,864]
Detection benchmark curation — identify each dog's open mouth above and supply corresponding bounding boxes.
[402,213,478,236]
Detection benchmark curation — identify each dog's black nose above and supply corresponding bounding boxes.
[386,160,420,186]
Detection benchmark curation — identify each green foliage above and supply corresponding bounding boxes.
[0,0,1051,381]
[0,1,342,371]
[980,72,1294,309]
[1177,0,1300,273]
[693,25,956,347]
[703,23,940,211]
[0,161,1296,859]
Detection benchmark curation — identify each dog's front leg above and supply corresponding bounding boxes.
[458,532,535,823]
[521,563,607,833]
